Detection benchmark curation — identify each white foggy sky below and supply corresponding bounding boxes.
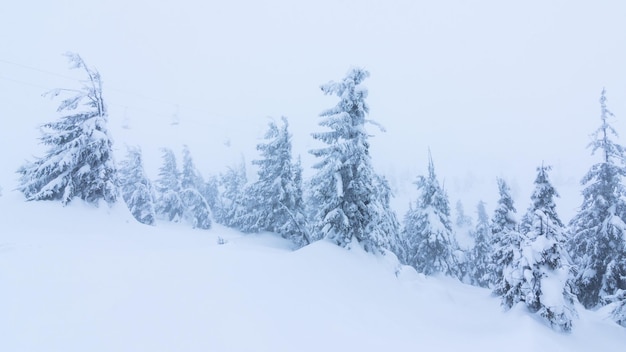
[2,0,626,220]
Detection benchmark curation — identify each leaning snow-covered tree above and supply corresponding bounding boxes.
[499,165,577,332]
[118,146,156,225]
[154,148,184,222]
[180,146,211,229]
[308,68,399,253]
[239,118,309,246]
[17,52,117,205]
[569,89,626,313]
[468,201,492,288]
[402,152,460,277]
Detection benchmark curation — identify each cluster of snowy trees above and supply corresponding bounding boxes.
[17,55,625,331]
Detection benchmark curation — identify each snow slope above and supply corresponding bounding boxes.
[1,193,624,352]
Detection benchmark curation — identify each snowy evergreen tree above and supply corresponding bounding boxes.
[118,146,155,225]
[180,146,211,229]
[455,200,473,228]
[373,174,405,260]
[490,178,520,288]
[201,175,220,212]
[468,201,492,288]
[403,153,460,277]
[308,68,398,253]
[569,89,626,312]
[213,161,248,227]
[498,165,577,332]
[609,291,626,327]
[17,52,117,205]
[154,148,184,222]
[237,118,309,246]
[285,156,310,247]
[181,145,205,191]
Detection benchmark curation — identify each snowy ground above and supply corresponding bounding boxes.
[1,192,624,352]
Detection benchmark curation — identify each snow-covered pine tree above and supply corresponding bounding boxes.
[610,291,626,327]
[154,148,184,222]
[468,201,492,288]
[402,152,460,277]
[569,89,626,312]
[501,165,577,332]
[490,178,521,289]
[455,200,473,228]
[201,175,219,212]
[180,146,211,229]
[308,68,398,253]
[17,52,117,205]
[373,174,405,260]
[213,161,248,227]
[238,118,309,246]
[118,146,156,225]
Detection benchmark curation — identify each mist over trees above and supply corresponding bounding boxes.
[15,57,626,330]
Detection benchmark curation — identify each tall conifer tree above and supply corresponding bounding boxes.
[468,201,492,287]
[308,68,398,253]
[18,53,117,205]
[498,166,576,332]
[403,152,460,277]
[569,89,626,314]
[239,117,309,246]
[118,146,155,225]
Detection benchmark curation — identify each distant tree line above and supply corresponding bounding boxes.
[16,53,626,331]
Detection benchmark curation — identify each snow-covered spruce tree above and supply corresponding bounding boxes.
[154,148,184,222]
[373,174,405,260]
[569,89,626,312]
[17,52,117,205]
[468,201,492,288]
[238,118,309,246]
[501,165,577,332]
[490,178,521,289]
[455,200,473,228]
[610,291,626,327]
[402,152,460,277]
[213,161,248,227]
[180,146,211,229]
[118,146,156,225]
[308,68,399,253]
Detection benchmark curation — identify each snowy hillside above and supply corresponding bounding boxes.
[2,1,626,349]
[1,195,624,352]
